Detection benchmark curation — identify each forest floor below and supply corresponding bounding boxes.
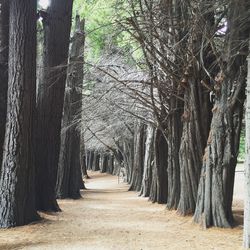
[0,170,245,250]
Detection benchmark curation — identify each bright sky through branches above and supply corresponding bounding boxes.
[39,0,50,9]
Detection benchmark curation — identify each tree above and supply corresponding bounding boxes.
[0,0,38,227]
[129,123,145,192]
[194,0,250,227]
[0,0,9,169]
[140,124,154,197]
[177,2,214,215]
[244,42,250,248]
[35,0,74,211]
[56,15,85,199]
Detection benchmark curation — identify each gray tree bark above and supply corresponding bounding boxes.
[0,0,38,227]
[56,15,85,199]
[0,0,9,170]
[194,0,250,227]
[35,0,73,211]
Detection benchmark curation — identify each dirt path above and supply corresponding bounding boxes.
[0,172,244,250]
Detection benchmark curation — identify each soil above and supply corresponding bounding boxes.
[0,171,244,250]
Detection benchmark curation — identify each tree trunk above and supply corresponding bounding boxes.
[149,128,168,204]
[108,154,114,175]
[177,2,214,216]
[167,99,182,210]
[194,0,250,227]
[100,153,108,173]
[0,0,39,227]
[0,0,9,169]
[129,124,145,192]
[92,151,100,171]
[178,76,211,215]
[155,128,168,204]
[140,125,154,197]
[35,0,73,211]
[87,150,94,170]
[80,136,88,178]
[56,15,85,199]
[244,41,250,248]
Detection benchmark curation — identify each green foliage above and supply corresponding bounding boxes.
[73,0,142,62]
[73,0,118,59]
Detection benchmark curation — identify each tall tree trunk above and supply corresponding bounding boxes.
[0,0,38,227]
[92,151,100,171]
[80,138,88,177]
[178,76,211,215]
[149,128,168,203]
[0,0,9,169]
[194,0,250,227]
[100,153,108,173]
[56,15,85,199]
[108,154,114,175]
[129,124,145,192]
[244,41,250,249]
[155,128,168,203]
[167,99,182,210]
[87,150,94,170]
[140,125,154,197]
[177,2,214,216]
[35,0,73,211]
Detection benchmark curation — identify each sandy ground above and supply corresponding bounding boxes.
[0,171,245,250]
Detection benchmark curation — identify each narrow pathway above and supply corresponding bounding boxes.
[0,172,243,249]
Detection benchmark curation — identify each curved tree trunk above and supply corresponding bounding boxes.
[0,0,39,227]
[0,0,9,169]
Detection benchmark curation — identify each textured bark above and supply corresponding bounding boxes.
[35,0,73,211]
[149,128,168,204]
[0,0,39,227]
[177,3,214,216]
[129,124,145,192]
[244,42,250,248]
[178,80,211,215]
[0,0,9,169]
[140,125,155,197]
[56,15,85,199]
[167,99,182,210]
[155,128,168,203]
[194,0,250,227]
[149,165,158,203]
